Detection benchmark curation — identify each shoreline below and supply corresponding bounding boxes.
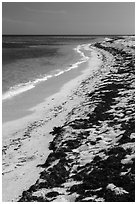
[2,36,135,202]
[2,43,91,123]
[2,44,86,101]
[2,44,103,201]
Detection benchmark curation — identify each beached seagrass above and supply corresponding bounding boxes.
[18,37,135,202]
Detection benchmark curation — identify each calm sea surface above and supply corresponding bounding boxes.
[3,35,100,100]
[3,35,106,122]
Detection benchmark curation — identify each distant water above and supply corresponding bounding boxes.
[2,35,99,101]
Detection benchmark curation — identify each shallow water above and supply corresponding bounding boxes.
[3,36,97,96]
[2,36,102,122]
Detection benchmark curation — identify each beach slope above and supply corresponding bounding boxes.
[3,36,135,202]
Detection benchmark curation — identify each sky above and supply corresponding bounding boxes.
[2,2,135,35]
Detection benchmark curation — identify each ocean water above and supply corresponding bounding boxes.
[2,35,99,101]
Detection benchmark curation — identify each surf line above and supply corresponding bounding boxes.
[2,44,91,101]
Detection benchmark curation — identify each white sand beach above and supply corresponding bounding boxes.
[2,37,135,202]
[2,44,104,201]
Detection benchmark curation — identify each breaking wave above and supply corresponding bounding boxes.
[2,44,90,101]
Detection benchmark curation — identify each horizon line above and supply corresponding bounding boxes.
[2,34,135,36]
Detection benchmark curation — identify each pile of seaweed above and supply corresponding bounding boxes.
[19,37,135,202]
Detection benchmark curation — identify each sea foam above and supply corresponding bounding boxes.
[2,44,90,101]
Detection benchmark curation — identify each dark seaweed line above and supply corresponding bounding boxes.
[18,38,135,202]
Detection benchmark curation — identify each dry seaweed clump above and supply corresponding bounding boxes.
[19,37,135,202]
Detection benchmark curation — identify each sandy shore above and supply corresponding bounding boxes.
[2,36,135,202]
[2,43,103,201]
